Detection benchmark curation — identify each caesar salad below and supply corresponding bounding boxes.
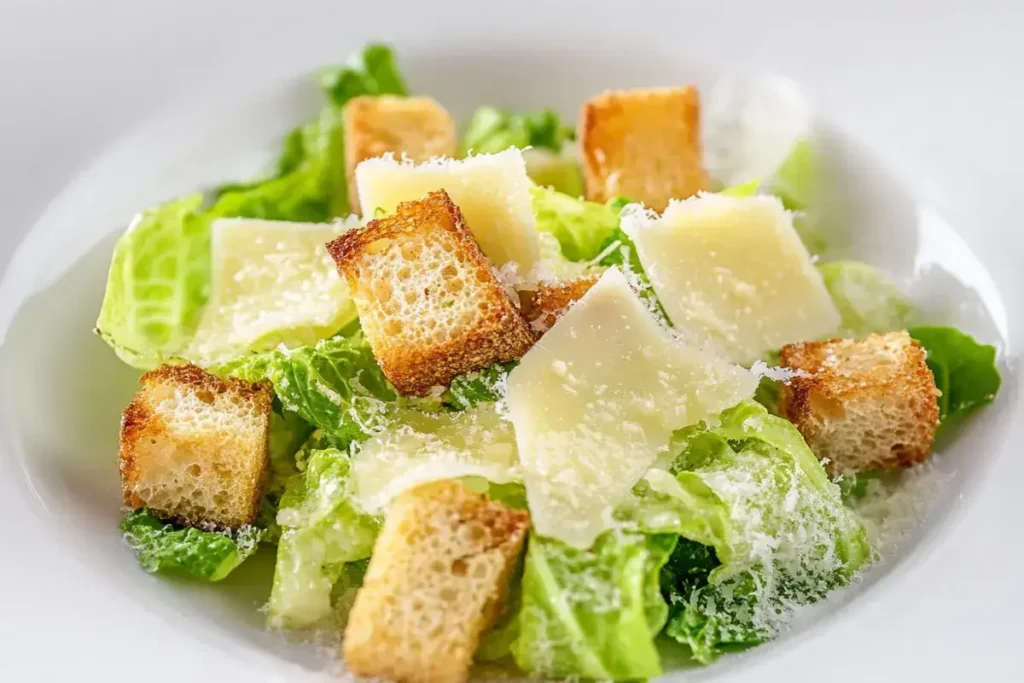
[98,44,1001,682]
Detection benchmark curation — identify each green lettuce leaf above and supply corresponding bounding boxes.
[530,186,619,262]
[97,44,407,368]
[770,138,815,211]
[120,510,263,581]
[330,559,370,626]
[95,195,211,368]
[909,326,1001,433]
[210,105,347,218]
[660,537,719,602]
[268,447,380,629]
[475,541,526,664]
[645,402,871,663]
[96,117,345,368]
[524,150,584,197]
[218,333,396,444]
[268,407,315,492]
[464,107,581,194]
[256,407,317,543]
[769,139,827,254]
[462,106,573,155]
[318,43,408,107]
[596,201,672,325]
[751,349,784,415]
[512,531,676,680]
[442,362,515,410]
[819,261,916,337]
[719,178,761,198]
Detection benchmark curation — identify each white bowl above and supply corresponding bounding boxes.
[1,2,1021,680]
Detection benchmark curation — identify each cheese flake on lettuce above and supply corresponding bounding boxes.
[621,194,840,364]
[506,268,756,548]
[188,217,360,364]
[350,403,521,514]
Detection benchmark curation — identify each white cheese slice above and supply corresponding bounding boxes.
[350,404,520,514]
[621,194,841,364]
[505,268,757,548]
[188,217,359,364]
[355,149,540,271]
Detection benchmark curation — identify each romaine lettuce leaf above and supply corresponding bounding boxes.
[719,178,761,198]
[330,559,370,626]
[614,468,731,550]
[349,403,520,514]
[95,195,211,368]
[268,407,315,490]
[770,138,815,211]
[751,349,784,415]
[534,231,596,282]
[462,106,573,155]
[909,326,1001,433]
[659,537,719,604]
[442,362,515,410]
[268,447,380,629]
[475,539,526,664]
[773,139,828,255]
[211,106,348,220]
[96,122,346,368]
[97,44,408,368]
[596,203,672,325]
[819,261,916,337]
[464,107,581,194]
[511,531,676,680]
[318,43,408,107]
[256,407,317,543]
[523,149,584,197]
[120,510,263,581]
[642,402,871,663]
[218,333,396,444]
[530,186,619,262]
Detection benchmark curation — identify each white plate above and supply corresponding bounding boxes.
[1,1,1021,680]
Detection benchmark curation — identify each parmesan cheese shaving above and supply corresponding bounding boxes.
[188,217,359,364]
[621,194,841,364]
[506,268,757,548]
[355,149,540,271]
[350,404,521,514]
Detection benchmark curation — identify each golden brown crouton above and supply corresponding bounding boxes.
[344,95,457,211]
[518,275,599,333]
[119,364,272,530]
[579,86,710,211]
[326,190,535,396]
[343,480,529,683]
[780,331,940,474]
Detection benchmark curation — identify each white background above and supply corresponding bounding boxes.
[1,1,1022,680]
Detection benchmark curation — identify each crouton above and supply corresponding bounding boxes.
[344,95,457,211]
[519,275,599,333]
[579,86,710,211]
[119,363,272,530]
[779,331,940,474]
[343,480,529,683]
[326,190,536,396]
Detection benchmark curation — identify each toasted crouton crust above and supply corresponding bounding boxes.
[343,95,457,211]
[519,275,599,333]
[120,363,272,530]
[343,480,529,683]
[780,331,940,474]
[579,86,710,211]
[326,190,535,396]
